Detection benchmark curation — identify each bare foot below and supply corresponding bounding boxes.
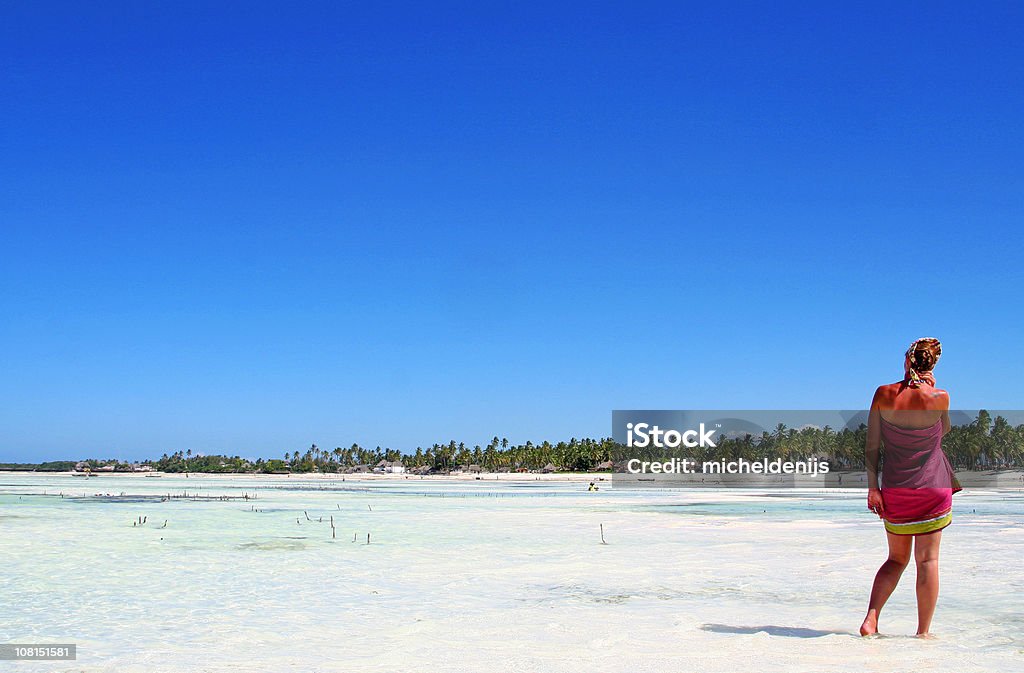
[915,632,935,639]
[860,613,878,636]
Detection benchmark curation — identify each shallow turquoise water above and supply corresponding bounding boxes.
[1,474,1022,672]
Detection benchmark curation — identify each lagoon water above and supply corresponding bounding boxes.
[1,473,1021,672]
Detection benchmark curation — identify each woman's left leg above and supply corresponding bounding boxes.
[861,531,912,636]
[913,530,942,636]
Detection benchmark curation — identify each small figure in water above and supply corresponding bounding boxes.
[588,481,598,491]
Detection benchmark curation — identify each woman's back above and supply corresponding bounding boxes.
[875,382,948,430]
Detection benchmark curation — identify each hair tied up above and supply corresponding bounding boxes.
[906,337,941,388]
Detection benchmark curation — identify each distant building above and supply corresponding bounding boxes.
[375,460,405,474]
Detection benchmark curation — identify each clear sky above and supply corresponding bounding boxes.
[2,2,1022,462]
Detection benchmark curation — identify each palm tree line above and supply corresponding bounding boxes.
[150,436,618,473]
[90,411,1023,474]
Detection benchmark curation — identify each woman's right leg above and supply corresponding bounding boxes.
[861,531,912,636]
[913,530,942,636]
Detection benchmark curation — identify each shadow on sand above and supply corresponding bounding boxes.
[701,623,855,638]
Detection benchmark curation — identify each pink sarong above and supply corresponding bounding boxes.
[880,417,960,535]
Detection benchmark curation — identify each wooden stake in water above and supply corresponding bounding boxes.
[330,515,336,539]
[600,523,608,545]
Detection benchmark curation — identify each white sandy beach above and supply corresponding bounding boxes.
[1,473,1021,673]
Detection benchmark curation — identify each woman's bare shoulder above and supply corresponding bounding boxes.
[875,382,905,396]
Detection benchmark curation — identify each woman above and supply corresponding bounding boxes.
[860,337,960,637]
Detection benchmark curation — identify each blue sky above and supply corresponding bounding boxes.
[2,2,1022,461]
